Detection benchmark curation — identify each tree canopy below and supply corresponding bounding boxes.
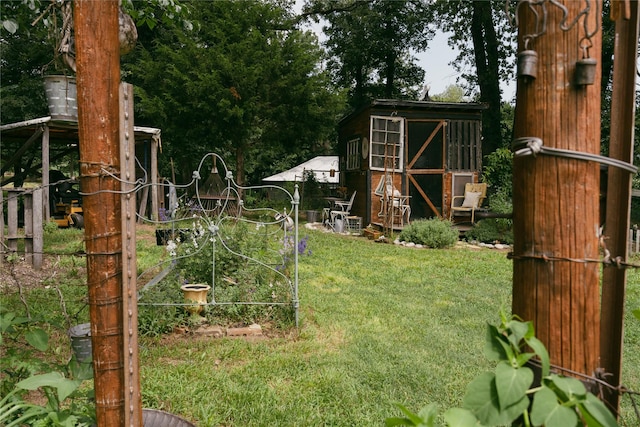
[122,0,345,185]
[306,0,434,108]
[1,0,346,186]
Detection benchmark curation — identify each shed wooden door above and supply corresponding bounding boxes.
[405,120,446,218]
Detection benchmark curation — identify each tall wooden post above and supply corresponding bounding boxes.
[600,0,640,415]
[512,1,602,377]
[74,1,125,425]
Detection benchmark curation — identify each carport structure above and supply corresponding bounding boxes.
[1,116,162,221]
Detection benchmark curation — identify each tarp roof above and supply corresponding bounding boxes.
[262,156,339,184]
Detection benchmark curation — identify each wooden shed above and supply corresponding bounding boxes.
[337,99,487,229]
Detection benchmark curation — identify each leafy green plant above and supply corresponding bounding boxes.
[43,219,59,234]
[482,148,513,197]
[141,217,298,328]
[137,273,186,337]
[465,189,513,244]
[398,218,459,248]
[464,219,513,245]
[386,312,618,427]
[0,309,95,427]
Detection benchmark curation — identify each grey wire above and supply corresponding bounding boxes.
[512,137,638,174]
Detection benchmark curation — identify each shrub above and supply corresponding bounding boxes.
[398,218,459,249]
[465,189,513,244]
[464,219,514,245]
[43,219,59,234]
[482,148,513,197]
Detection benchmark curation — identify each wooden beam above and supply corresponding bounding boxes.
[74,1,125,425]
[0,125,43,175]
[512,0,602,377]
[600,0,640,415]
[151,136,159,221]
[42,126,50,220]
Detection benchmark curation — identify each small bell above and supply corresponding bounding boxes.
[517,50,538,79]
[575,58,597,86]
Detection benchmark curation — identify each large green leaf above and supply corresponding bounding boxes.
[484,324,507,361]
[463,372,500,424]
[505,319,532,347]
[632,308,640,321]
[16,372,82,403]
[577,393,619,427]
[494,362,534,410]
[25,328,49,351]
[462,371,529,425]
[416,403,439,426]
[544,375,586,403]
[443,407,483,427]
[524,337,550,377]
[531,386,579,427]
[0,312,17,332]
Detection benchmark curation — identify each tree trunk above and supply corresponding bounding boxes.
[384,51,396,98]
[470,1,502,155]
[74,1,125,425]
[511,0,601,378]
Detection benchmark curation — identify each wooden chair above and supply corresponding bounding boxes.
[450,183,487,223]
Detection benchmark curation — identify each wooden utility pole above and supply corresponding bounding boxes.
[512,1,602,377]
[74,1,126,425]
[600,0,640,415]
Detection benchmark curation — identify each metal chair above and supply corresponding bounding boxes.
[390,195,411,226]
[330,191,356,230]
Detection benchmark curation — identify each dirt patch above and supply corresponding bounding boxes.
[1,255,86,292]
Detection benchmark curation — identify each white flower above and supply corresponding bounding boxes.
[166,240,177,257]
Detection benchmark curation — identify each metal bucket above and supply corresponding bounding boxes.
[575,58,597,86]
[517,50,538,79]
[68,323,92,362]
[306,210,319,223]
[43,75,78,121]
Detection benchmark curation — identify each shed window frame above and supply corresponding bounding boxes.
[346,137,361,170]
[446,119,482,172]
[369,115,404,172]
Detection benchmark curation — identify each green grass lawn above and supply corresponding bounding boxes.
[2,225,639,426]
[137,229,640,426]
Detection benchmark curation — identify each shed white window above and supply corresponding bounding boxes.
[369,116,404,172]
[346,137,361,170]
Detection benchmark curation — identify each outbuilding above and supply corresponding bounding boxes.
[337,99,487,229]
